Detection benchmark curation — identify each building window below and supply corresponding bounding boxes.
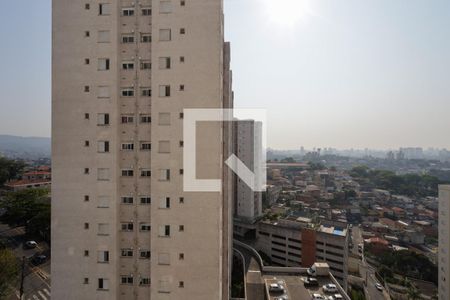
[121,115,134,124]
[140,250,151,259]
[158,113,171,125]
[140,223,151,231]
[85,31,90,37]
[98,58,110,71]
[120,276,133,285]
[98,86,110,98]
[84,86,90,92]
[84,140,90,147]
[84,278,89,284]
[121,88,134,97]
[140,60,151,70]
[85,113,90,120]
[98,30,110,43]
[97,168,110,181]
[84,195,90,202]
[85,3,90,10]
[141,34,152,43]
[160,197,170,209]
[122,8,135,16]
[179,197,184,204]
[158,141,170,154]
[159,225,170,237]
[179,281,184,288]
[98,196,110,208]
[121,169,134,177]
[179,112,184,119]
[140,114,151,123]
[159,85,171,97]
[142,8,152,15]
[98,223,109,235]
[179,169,184,175]
[159,57,171,69]
[179,84,185,91]
[121,222,134,231]
[97,141,110,153]
[98,278,109,290]
[84,168,90,174]
[85,58,90,65]
[140,278,151,286]
[140,196,151,204]
[121,196,134,204]
[179,225,184,232]
[84,222,89,229]
[180,56,185,63]
[179,140,184,147]
[180,0,185,6]
[180,28,186,34]
[84,250,89,257]
[121,143,134,151]
[159,169,170,181]
[141,88,152,97]
[160,1,172,13]
[97,251,109,263]
[99,3,111,15]
[159,29,171,41]
[122,34,135,44]
[97,113,110,125]
[140,142,151,151]
[121,248,133,257]
[122,61,134,70]
[179,253,184,260]
[140,169,151,177]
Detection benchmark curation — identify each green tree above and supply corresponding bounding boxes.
[407,285,420,300]
[0,248,19,299]
[0,157,26,186]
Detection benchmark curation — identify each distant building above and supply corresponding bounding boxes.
[439,185,450,300]
[255,218,349,289]
[5,170,51,191]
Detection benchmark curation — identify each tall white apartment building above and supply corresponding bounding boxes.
[234,120,263,222]
[52,1,233,299]
[439,185,450,300]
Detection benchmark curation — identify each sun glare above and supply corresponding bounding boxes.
[264,0,311,28]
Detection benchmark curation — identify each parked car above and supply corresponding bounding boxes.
[327,294,344,300]
[24,241,37,249]
[304,277,319,287]
[30,254,47,265]
[375,283,383,291]
[323,284,338,293]
[269,283,285,293]
[312,293,325,300]
[274,296,288,300]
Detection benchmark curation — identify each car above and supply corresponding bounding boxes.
[323,284,338,293]
[274,296,288,300]
[30,254,47,265]
[269,283,285,293]
[307,267,316,276]
[24,241,37,249]
[327,294,344,300]
[304,277,319,287]
[312,293,325,300]
[375,283,383,291]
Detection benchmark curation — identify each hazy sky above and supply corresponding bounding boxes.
[1,0,449,150]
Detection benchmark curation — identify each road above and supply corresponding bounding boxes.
[0,224,51,300]
[351,225,390,300]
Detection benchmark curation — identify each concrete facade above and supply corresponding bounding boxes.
[439,185,450,300]
[255,219,349,289]
[52,1,232,299]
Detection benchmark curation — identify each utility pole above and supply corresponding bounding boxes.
[19,256,25,299]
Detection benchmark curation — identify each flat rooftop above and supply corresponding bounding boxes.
[264,274,347,300]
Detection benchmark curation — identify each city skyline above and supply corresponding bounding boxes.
[1,0,450,149]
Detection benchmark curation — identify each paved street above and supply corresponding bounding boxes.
[0,224,51,300]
